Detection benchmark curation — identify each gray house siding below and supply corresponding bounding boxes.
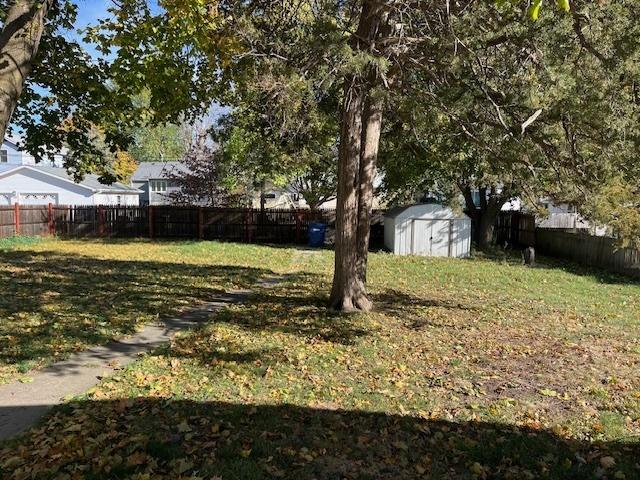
[132,181,150,205]
[132,162,187,206]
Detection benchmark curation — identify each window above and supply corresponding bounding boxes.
[116,195,122,205]
[150,180,167,192]
[0,150,7,163]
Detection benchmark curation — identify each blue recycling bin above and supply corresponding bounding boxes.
[308,222,327,248]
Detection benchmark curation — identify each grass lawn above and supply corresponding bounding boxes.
[1,240,640,479]
[0,238,295,384]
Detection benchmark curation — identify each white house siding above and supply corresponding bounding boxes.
[93,193,140,206]
[1,140,30,165]
[1,139,65,167]
[0,168,94,205]
[0,168,140,206]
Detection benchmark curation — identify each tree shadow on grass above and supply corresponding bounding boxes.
[0,250,273,371]
[371,289,480,331]
[205,272,371,346]
[1,399,638,479]
[471,248,640,286]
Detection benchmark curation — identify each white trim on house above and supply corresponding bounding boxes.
[0,165,140,194]
[0,166,94,193]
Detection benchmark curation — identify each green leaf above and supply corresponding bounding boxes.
[557,0,570,12]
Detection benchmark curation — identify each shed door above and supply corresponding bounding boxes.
[412,219,452,256]
[426,220,451,256]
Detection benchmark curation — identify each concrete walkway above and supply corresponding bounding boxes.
[0,275,283,440]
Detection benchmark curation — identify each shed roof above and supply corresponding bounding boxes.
[385,203,469,220]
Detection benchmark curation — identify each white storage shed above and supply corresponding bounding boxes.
[384,204,471,257]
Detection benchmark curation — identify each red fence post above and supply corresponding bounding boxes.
[13,202,20,235]
[48,203,54,235]
[148,205,154,239]
[98,206,105,237]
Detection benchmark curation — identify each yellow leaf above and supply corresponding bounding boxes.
[528,0,543,21]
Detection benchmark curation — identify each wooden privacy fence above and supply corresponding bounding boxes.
[494,211,536,247]
[535,229,640,279]
[0,204,385,246]
[0,204,56,238]
[495,211,640,279]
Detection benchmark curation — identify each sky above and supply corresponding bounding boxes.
[75,0,112,29]
[69,0,112,54]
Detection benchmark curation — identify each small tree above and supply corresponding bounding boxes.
[167,133,239,207]
[112,151,138,184]
[291,158,337,210]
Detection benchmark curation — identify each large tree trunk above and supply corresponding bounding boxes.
[355,92,384,288]
[477,206,500,250]
[329,0,386,312]
[329,75,367,312]
[0,0,50,141]
[460,183,505,251]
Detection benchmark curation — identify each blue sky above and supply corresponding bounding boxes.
[57,0,114,59]
[75,0,112,29]
[68,0,162,57]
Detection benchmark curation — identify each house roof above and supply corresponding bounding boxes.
[0,165,141,194]
[132,161,188,182]
[2,137,69,157]
[2,138,20,151]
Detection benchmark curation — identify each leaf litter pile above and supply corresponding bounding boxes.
[1,242,639,479]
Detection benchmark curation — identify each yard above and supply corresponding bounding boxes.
[1,239,639,479]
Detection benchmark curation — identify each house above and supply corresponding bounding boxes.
[251,176,385,210]
[0,164,140,205]
[252,181,308,209]
[534,200,591,230]
[1,138,65,167]
[467,188,592,230]
[132,162,187,205]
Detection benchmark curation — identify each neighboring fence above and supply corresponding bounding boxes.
[535,229,640,278]
[495,211,640,279]
[494,212,536,247]
[0,204,385,247]
[536,213,590,230]
[1,204,55,238]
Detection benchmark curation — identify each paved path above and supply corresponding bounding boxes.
[0,275,284,440]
